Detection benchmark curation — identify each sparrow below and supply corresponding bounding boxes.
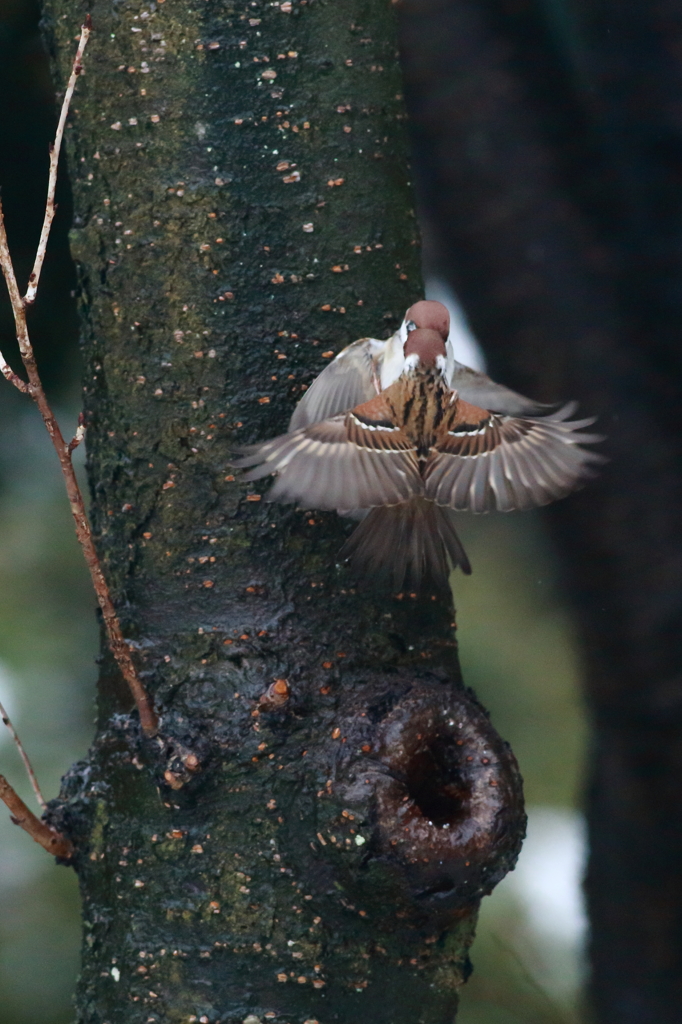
[289,299,560,432]
[235,301,602,591]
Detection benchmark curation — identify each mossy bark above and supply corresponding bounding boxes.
[40,1,525,1021]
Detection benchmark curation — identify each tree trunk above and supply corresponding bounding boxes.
[40,1,525,1021]
[399,1,682,1020]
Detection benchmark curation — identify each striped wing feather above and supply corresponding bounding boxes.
[288,338,383,431]
[235,393,421,511]
[426,401,604,513]
[450,361,563,417]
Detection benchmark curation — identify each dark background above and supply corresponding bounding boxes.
[400,3,682,1022]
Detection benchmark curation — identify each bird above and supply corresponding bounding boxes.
[234,300,602,591]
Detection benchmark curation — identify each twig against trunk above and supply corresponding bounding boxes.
[0,774,73,860]
[0,697,46,810]
[23,19,91,307]
[0,19,158,738]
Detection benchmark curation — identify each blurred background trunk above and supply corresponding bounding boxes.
[399,1,682,1021]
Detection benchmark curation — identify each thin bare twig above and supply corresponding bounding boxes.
[0,21,158,738]
[68,412,86,454]
[0,347,29,392]
[24,16,91,306]
[0,697,46,810]
[0,775,73,860]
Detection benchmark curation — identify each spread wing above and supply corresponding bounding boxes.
[235,392,422,511]
[288,338,385,431]
[450,361,562,417]
[426,400,604,513]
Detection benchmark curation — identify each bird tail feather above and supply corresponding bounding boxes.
[339,498,471,592]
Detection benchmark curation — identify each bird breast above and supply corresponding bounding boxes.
[384,370,456,458]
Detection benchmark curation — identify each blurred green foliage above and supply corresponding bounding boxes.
[455,514,587,811]
[454,515,589,1024]
[0,390,95,1024]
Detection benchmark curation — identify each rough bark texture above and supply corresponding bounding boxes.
[40,1,525,1021]
[398,1,682,1021]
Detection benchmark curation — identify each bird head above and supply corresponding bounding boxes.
[380,300,452,391]
[403,328,448,373]
[401,299,450,343]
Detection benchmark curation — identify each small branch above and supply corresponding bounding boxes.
[24,16,91,306]
[0,348,29,392]
[0,214,157,738]
[0,22,158,738]
[0,774,73,860]
[68,412,86,453]
[0,698,46,810]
